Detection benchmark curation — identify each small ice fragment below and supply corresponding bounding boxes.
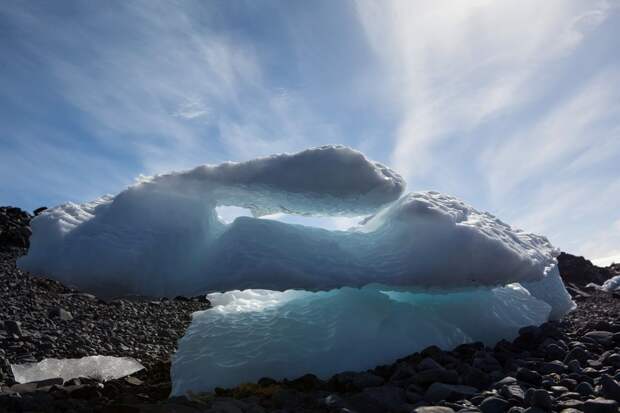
[10,355,144,383]
[601,275,620,292]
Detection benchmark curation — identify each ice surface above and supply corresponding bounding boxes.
[11,356,144,383]
[171,284,551,395]
[19,146,565,299]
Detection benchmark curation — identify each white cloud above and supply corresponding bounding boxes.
[592,252,620,267]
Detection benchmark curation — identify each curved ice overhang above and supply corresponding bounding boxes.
[135,144,405,217]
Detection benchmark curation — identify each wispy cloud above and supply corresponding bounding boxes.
[354,0,614,182]
[484,70,620,198]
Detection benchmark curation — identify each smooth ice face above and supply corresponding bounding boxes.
[171,284,551,395]
[11,356,144,383]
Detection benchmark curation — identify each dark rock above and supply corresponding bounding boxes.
[424,383,478,402]
[559,378,577,390]
[208,399,245,413]
[522,408,546,413]
[421,345,443,359]
[0,207,32,250]
[525,388,552,410]
[418,357,444,371]
[494,376,518,387]
[540,361,565,374]
[331,371,384,390]
[564,347,590,364]
[346,385,407,413]
[557,252,612,286]
[603,353,620,367]
[67,383,103,399]
[287,373,322,391]
[599,374,620,402]
[543,343,566,361]
[3,320,23,336]
[414,369,459,385]
[582,398,618,413]
[462,366,490,389]
[585,331,614,345]
[516,368,542,386]
[479,396,509,413]
[514,326,542,350]
[257,377,277,387]
[499,384,525,402]
[47,307,73,321]
[567,359,582,373]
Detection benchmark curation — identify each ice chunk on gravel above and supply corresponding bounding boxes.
[11,356,144,383]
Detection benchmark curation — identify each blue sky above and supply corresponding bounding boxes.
[1,1,619,264]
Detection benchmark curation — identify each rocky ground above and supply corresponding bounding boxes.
[0,206,619,412]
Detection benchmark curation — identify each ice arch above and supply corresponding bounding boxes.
[18,145,577,395]
[18,144,573,318]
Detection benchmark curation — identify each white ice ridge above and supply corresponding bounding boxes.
[171,284,553,395]
[11,356,144,384]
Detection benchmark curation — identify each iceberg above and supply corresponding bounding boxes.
[11,356,144,384]
[17,145,576,395]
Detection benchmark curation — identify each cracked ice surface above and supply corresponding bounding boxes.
[11,356,144,383]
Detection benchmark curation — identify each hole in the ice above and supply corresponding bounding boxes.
[216,206,253,224]
[215,206,365,230]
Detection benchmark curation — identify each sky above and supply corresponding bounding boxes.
[1,0,619,265]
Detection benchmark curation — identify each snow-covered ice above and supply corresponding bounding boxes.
[20,146,564,299]
[16,145,577,395]
[171,284,552,394]
[11,356,144,383]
